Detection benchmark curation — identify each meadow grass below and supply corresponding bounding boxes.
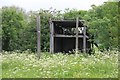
[0,53,2,79]
[1,50,119,78]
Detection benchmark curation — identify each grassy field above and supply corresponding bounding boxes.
[1,50,119,78]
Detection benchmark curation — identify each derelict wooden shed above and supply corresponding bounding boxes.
[49,18,92,53]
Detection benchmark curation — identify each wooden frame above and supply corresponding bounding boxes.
[50,17,87,53]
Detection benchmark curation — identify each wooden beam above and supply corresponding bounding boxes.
[36,15,41,58]
[50,19,54,53]
[54,34,89,38]
[83,26,86,53]
[51,21,54,53]
[52,20,85,22]
[76,17,79,53]
[50,18,52,53]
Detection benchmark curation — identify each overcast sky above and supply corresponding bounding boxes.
[1,0,108,12]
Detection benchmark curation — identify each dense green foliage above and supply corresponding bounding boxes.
[2,51,118,78]
[85,3,119,51]
[2,6,27,51]
[1,2,119,52]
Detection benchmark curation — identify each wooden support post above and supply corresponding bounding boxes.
[36,15,41,58]
[83,26,86,53]
[50,18,54,53]
[76,17,79,53]
[50,18,52,53]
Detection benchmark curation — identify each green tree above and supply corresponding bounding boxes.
[2,6,26,51]
[63,8,87,19]
[85,2,118,50]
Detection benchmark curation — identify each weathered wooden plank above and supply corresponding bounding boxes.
[50,19,54,53]
[54,34,89,38]
[83,26,86,53]
[52,20,85,22]
[36,15,41,58]
[76,17,79,53]
[51,21,54,53]
[50,18,52,53]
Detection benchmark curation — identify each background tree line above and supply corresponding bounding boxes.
[1,2,119,52]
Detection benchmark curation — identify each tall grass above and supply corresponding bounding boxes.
[0,53,2,79]
[1,50,119,78]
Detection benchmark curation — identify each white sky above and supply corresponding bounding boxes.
[0,0,108,12]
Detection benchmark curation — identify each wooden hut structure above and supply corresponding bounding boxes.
[49,18,92,53]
